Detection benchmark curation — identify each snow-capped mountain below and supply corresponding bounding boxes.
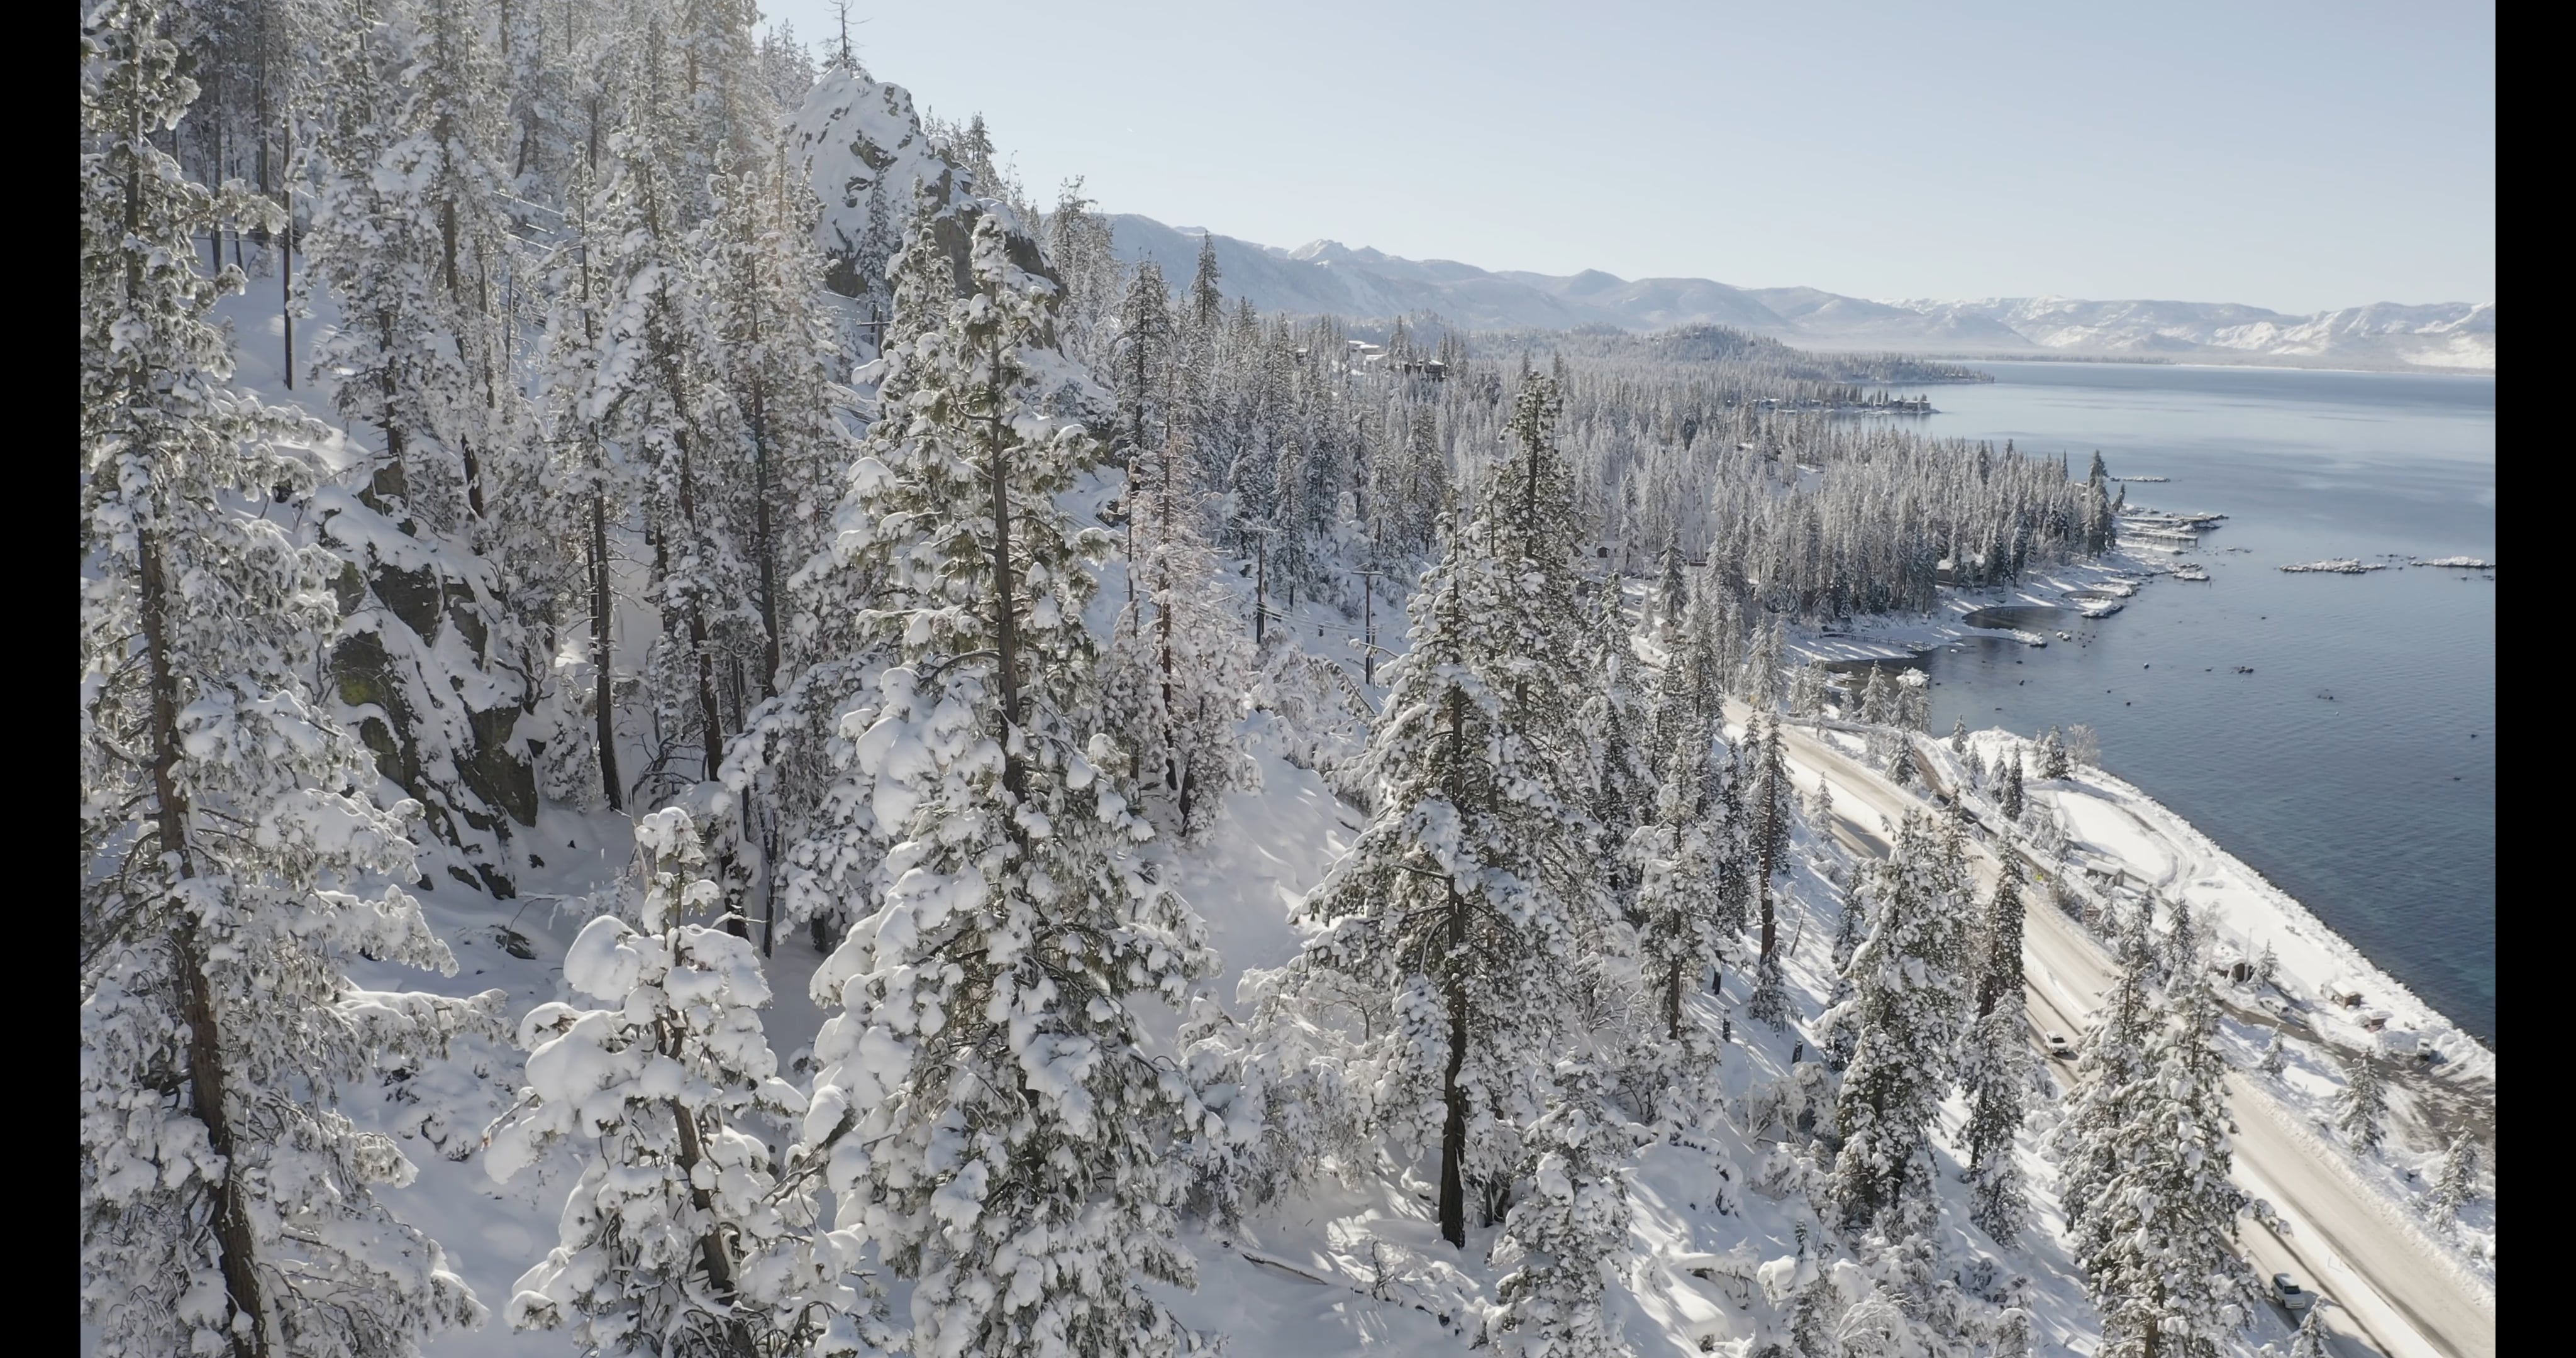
[1892,296,2496,368]
[1106,213,2494,368]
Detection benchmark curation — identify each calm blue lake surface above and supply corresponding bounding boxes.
[1874,362,2496,1042]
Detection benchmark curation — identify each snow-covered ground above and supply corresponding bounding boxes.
[190,259,2489,1355]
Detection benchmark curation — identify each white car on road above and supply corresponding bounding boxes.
[2271,1272,2316,1313]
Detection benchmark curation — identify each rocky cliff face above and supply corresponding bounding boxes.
[787,65,1056,304]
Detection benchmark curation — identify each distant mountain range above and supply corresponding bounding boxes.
[1106,214,2495,370]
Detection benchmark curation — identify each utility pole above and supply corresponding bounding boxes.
[1240,522,1275,650]
[1357,566,1385,685]
[280,109,294,388]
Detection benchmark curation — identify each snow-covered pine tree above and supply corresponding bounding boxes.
[2077,973,2258,1358]
[1965,745,1987,790]
[2256,941,2279,990]
[2260,1029,2288,1078]
[2287,1301,2331,1358]
[1264,375,1599,1249]
[1998,746,2025,822]
[1823,811,1967,1233]
[594,14,762,793]
[1897,675,1931,734]
[2051,905,2160,1244]
[794,216,1216,1358]
[1741,612,1785,711]
[2038,726,2070,780]
[2427,1135,2479,1221]
[1789,659,1828,720]
[488,807,868,1356]
[535,150,637,812]
[1858,665,1894,726]
[1584,577,1650,912]
[1681,573,1730,724]
[748,206,964,954]
[703,145,867,947]
[1098,426,1255,844]
[1752,714,1793,959]
[1821,880,1866,1072]
[2160,891,2200,983]
[1958,866,2031,1240]
[1633,717,1723,1044]
[1488,1063,1635,1358]
[2336,1050,2388,1153]
[1111,259,1175,466]
[1040,177,1123,368]
[1655,533,1690,637]
[80,7,500,1349]
[1950,715,1968,755]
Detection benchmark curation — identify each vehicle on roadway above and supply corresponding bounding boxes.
[2045,1032,2076,1061]
[2271,1272,2316,1313]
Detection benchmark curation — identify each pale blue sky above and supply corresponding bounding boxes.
[765,1,2493,315]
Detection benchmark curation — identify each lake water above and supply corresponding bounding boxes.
[1867,362,2496,1042]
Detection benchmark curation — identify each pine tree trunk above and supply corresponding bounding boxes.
[142,532,270,1358]
[1666,957,1684,1041]
[1157,443,1179,805]
[984,343,1024,801]
[1440,876,1469,1251]
[589,483,622,810]
[1437,679,1470,1250]
[748,378,780,702]
[666,1095,752,1355]
[278,113,292,389]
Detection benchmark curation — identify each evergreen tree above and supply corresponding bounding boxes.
[1488,1064,1634,1358]
[1959,868,2031,1240]
[2336,1051,2387,1154]
[2077,974,2258,1358]
[1821,881,1868,1071]
[1098,428,1256,844]
[2287,1302,2331,1358]
[2161,890,2199,983]
[1823,811,1967,1233]
[1268,376,1598,1250]
[1655,534,1690,637]
[755,205,963,952]
[489,809,867,1355]
[1111,260,1175,465]
[1788,660,1828,720]
[796,218,1216,1358]
[1950,715,1968,755]
[2259,1030,2288,1078]
[1584,578,1650,910]
[80,5,499,1351]
[2038,726,2070,780]
[1634,723,1724,1042]
[1747,714,1794,1027]
[1998,747,2025,822]
[1858,665,1895,726]
[2427,1135,2479,1222]
[2053,905,2160,1243]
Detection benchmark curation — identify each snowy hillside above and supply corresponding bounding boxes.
[1107,214,2495,369]
[81,1,2491,1353]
